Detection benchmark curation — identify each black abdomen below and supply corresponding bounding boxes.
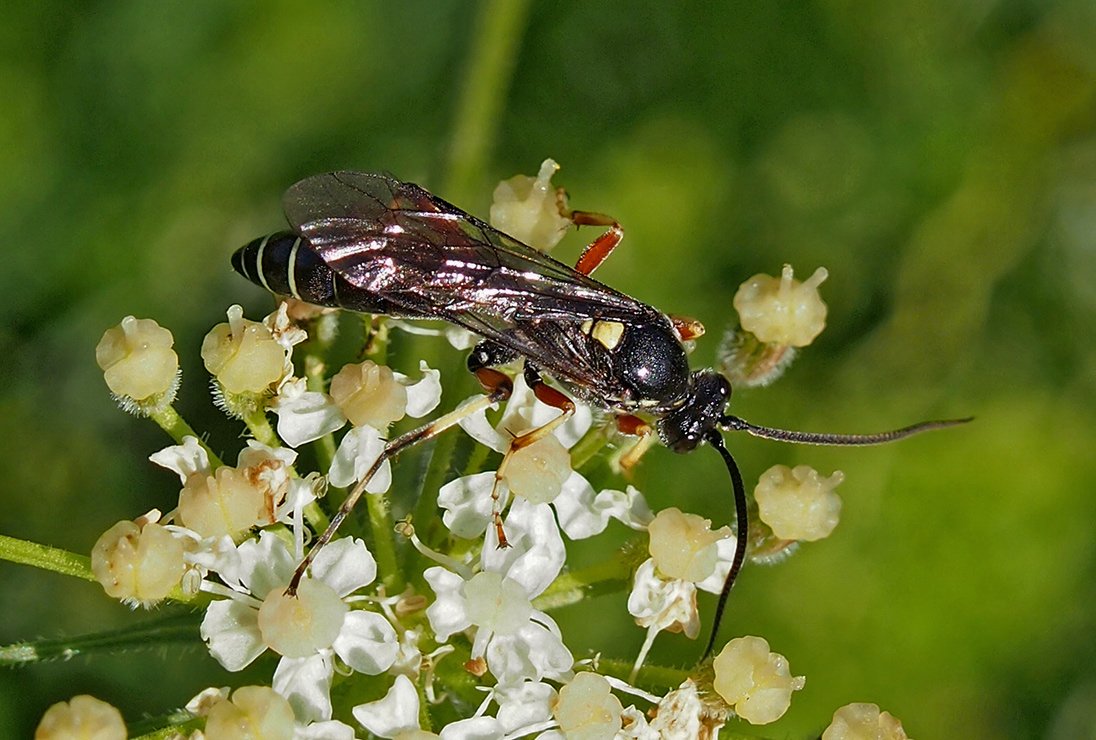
[231,231,427,316]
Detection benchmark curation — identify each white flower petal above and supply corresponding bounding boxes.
[352,674,421,738]
[199,598,265,671]
[458,399,509,453]
[237,440,297,470]
[627,560,701,639]
[403,361,442,418]
[310,537,377,597]
[486,618,573,686]
[424,567,472,641]
[551,472,608,539]
[274,388,347,447]
[333,610,398,674]
[483,500,565,598]
[296,719,357,740]
[695,536,738,595]
[328,426,392,492]
[438,472,496,539]
[598,485,655,530]
[236,531,296,599]
[149,436,210,484]
[274,477,319,525]
[273,653,334,723]
[439,716,504,740]
[494,681,556,732]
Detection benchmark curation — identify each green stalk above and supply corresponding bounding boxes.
[533,550,636,611]
[444,0,532,199]
[0,611,200,667]
[242,408,279,448]
[368,492,403,593]
[149,405,223,468]
[0,534,94,582]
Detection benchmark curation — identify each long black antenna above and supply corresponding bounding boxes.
[702,430,748,660]
[721,415,972,446]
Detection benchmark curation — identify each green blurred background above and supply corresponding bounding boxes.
[2,2,1094,737]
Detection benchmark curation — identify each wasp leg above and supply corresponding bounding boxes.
[489,364,577,547]
[615,414,657,474]
[287,386,511,595]
[570,211,623,277]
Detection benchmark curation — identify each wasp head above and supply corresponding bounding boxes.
[655,370,732,453]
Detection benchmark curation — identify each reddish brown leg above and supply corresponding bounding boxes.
[491,366,576,547]
[569,210,623,276]
[616,414,656,474]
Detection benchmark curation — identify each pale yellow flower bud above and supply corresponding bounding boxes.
[329,360,408,429]
[647,507,731,583]
[734,264,828,347]
[553,672,623,740]
[95,316,179,405]
[201,305,286,394]
[713,635,805,725]
[504,435,572,504]
[754,464,844,541]
[178,466,267,539]
[822,703,911,740]
[204,686,295,740]
[258,578,347,658]
[490,158,572,252]
[91,520,185,606]
[35,695,126,740]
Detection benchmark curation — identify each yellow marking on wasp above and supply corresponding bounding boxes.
[591,320,625,350]
[255,235,273,292]
[287,237,301,298]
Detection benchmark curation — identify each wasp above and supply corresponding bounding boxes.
[232,171,967,656]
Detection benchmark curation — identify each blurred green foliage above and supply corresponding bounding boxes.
[2,1,1095,737]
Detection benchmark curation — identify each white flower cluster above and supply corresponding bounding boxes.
[55,162,913,739]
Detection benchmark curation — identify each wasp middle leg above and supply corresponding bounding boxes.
[569,211,623,277]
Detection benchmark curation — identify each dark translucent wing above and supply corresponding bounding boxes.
[282,172,657,325]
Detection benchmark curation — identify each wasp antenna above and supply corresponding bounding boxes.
[702,431,749,661]
[720,415,972,446]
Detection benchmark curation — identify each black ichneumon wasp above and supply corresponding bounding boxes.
[232,171,968,658]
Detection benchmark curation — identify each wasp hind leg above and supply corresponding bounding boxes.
[488,364,577,547]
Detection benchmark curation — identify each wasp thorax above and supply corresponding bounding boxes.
[614,323,690,404]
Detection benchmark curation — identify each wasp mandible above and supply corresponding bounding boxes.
[232,171,967,656]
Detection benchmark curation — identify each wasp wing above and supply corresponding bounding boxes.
[282,171,662,392]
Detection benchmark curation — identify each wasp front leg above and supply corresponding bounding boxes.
[614,414,657,474]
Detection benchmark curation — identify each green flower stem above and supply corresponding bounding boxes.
[130,718,203,740]
[149,405,223,468]
[0,534,93,582]
[0,611,200,667]
[533,550,635,611]
[242,408,279,448]
[569,423,616,471]
[368,492,403,593]
[444,0,532,199]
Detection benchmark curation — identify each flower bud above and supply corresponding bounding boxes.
[490,158,572,252]
[178,466,267,539]
[713,635,805,725]
[503,435,572,504]
[822,703,910,740]
[201,305,286,394]
[204,686,295,740]
[648,507,731,583]
[733,264,828,347]
[754,464,844,541]
[35,695,126,740]
[95,316,179,413]
[91,519,185,606]
[553,672,623,739]
[258,578,347,658]
[329,360,408,429]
